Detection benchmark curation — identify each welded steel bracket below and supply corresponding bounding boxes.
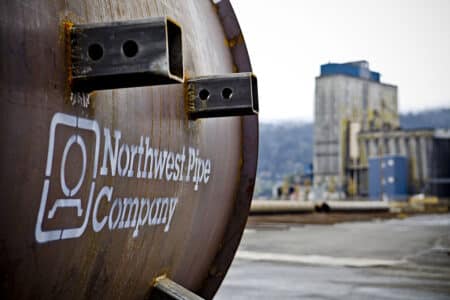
[187,72,258,119]
[150,277,204,300]
[70,17,183,92]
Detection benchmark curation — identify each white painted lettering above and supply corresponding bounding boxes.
[100,128,121,176]
[186,147,196,181]
[127,144,138,177]
[153,149,168,180]
[118,144,130,177]
[133,198,150,237]
[93,186,113,232]
[120,197,139,228]
[179,147,186,182]
[142,137,153,179]
[204,160,211,183]
[149,198,161,225]
[109,198,122,230]
[37,112,215,244]
[165,152,174,181]
[136,136,144,178]
[164,198,178,232]
[157,198,169,225]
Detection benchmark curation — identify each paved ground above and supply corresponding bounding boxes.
[215,214,450,300]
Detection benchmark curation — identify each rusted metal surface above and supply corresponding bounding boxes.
[0,0,257,299]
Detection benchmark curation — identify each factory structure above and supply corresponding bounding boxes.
[313,61,450,200]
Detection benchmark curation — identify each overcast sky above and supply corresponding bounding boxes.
[232,0,450,122]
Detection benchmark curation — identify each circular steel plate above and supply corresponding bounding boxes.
[0,0,257,299]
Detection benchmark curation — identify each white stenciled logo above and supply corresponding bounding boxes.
[36,113,100,243]
[36,112,213,243]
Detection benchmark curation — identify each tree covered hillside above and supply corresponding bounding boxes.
[400,108,450,129]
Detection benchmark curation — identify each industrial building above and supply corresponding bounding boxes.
[314,61,399,192]
[313,61,450,199]
[357,128,450,198]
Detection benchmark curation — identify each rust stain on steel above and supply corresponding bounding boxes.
[63,20,74,92]
[226,34,245,48]
[0,0,257,299]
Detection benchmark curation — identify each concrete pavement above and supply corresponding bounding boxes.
[215,214,450,299]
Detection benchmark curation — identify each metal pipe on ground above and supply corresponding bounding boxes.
[250,200,315,214]
[317,201,390,213]
[250,200,390,214]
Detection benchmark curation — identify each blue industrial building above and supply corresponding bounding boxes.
[368,155,408,200]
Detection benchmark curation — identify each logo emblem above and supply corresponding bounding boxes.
[35,113,100,243]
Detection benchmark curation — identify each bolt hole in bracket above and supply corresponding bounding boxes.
[70,17,183,92]
[187,72,258,119]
